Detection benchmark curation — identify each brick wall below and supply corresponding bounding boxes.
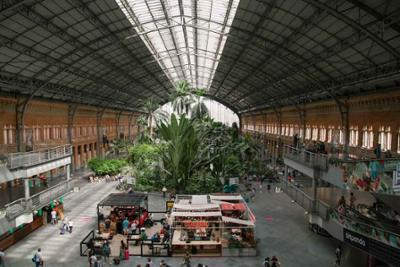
[0,96,140,170]
[241,90,400,159]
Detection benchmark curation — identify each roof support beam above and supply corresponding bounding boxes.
[304,0,400,59]
[72,0,171,94]
[10,5,159,102]
[0,35,146,107]
[212,0,279,97]
[204,0,235,90]
[223,2,336,100]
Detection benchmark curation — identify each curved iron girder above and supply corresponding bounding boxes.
[71,0,172,93]
[222,1,338,100]
[212,0,279,97]
[239,58,400,114]
[345,0,400,34]
[8,5,163,102]
[304,0,400,59]
[0,35,148,108]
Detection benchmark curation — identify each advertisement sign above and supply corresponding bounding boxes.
[343,229,400,266]
[393,162,400,192]
[343,229,368,251]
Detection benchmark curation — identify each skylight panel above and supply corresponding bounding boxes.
[116,0,240,90]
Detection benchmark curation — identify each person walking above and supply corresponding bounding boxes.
[102,241,110,265]
[146,258,153,267]
[263,257,270,267]
[349,192,356,209]
[182,252,191,267]
[271,255,280,267]
[89,253,97,267]
[122,217,129,235]
[32,248,43,267]
[0,250,5,267]
[374,144,382,159]
[162,186,167,198]
[51,209,57,225]
[335,245,342,266]
[68,219,74,233]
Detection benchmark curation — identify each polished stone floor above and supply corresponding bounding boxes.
[3,179,362,267]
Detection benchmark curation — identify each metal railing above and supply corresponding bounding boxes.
[281,180,313,212]
[6,145,72,169]
[281,179,331,219]
[330,209,400,250]
[5,179,74,219]
[316,200,331,220]
[283,145,328,170]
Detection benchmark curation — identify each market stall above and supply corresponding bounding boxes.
[170,194,257,257]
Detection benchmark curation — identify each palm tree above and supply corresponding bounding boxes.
[171,81,194,115]
[158,114,214,192]
[191,89,209,120]
[142,98,168,137]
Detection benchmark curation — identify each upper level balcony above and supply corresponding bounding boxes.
[5,145,72,170]
[283,145,400,196]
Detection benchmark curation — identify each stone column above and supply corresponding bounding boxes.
[66,164,71,180]
[24,178,30,201]
[311,169,319,214]
[284,165,288,181]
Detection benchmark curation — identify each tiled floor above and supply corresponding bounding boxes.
[3,180,361,267]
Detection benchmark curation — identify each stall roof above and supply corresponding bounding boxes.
[171,211,222,217]
[222,216,255,226]
[173,203,220,211]
[98,193,147,207]
[220,203,246,212]
[210,195,243,201]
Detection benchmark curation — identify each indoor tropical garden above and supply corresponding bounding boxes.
[88,81,268,194]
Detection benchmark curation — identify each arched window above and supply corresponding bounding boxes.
[338,127,344,145]
[349,126,359,147]
[312,126,319,141]
[362,126,373,149]
[378,126,392,151]
[305,125,311,140]
[319,126,326,142]
[289,124,294,137]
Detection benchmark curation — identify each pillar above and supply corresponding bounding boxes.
[284,165,288,181]
[66,164,71,180]
[96,109,105,158]
[73,146,79,170]
[311,171,318,213]
[24,178,30,200]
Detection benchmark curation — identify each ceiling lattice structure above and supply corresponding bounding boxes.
[0,0,400,114]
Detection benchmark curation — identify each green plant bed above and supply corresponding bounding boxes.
[88,158,127,176]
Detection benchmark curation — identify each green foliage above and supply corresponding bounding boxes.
[129,80,264,194]
[88,158,127,176]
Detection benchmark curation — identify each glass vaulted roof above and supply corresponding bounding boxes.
[116,0,240,90]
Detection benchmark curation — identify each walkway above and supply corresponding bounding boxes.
[3,181,355,267]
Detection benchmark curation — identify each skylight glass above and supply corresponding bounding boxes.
[116,0,240,90]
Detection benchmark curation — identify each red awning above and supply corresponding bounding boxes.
[220,203,246,211]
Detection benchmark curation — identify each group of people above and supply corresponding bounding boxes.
[89,173,123,184]
[99,207,151,236]
[337,192,357,212]
[59,217,74,234]
[263,255,280,267]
